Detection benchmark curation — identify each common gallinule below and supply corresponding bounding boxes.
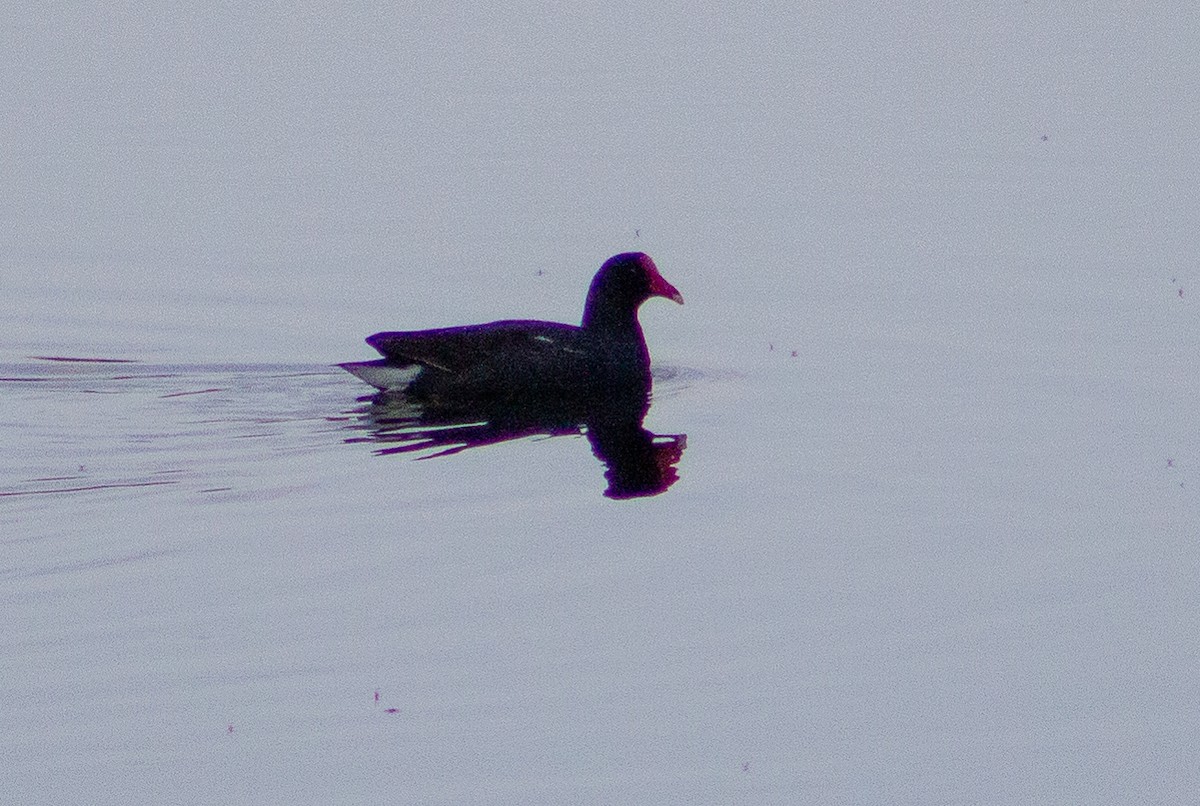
[339,252,683,403]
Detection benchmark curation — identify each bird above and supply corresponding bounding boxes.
[339,252,683,406]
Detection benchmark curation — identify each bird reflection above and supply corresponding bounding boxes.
[342,385,685,499]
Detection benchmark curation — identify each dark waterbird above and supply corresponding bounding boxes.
[339,252,683,404]
[339,252,686,497]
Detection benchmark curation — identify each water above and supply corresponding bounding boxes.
[6,3,1200,804]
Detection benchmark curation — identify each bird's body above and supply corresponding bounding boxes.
[340,252,682,404]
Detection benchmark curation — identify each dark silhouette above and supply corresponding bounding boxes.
[339,252,682,403]
[339,252,686,498]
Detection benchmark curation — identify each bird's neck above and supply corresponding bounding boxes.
[582,289,642,332]
[582,310,650,384]
[583,306,645,345]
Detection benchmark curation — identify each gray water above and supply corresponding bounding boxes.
[5,3,1200,804]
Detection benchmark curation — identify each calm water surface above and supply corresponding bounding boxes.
[4,297,1198,803]
[6,2,1200,803]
